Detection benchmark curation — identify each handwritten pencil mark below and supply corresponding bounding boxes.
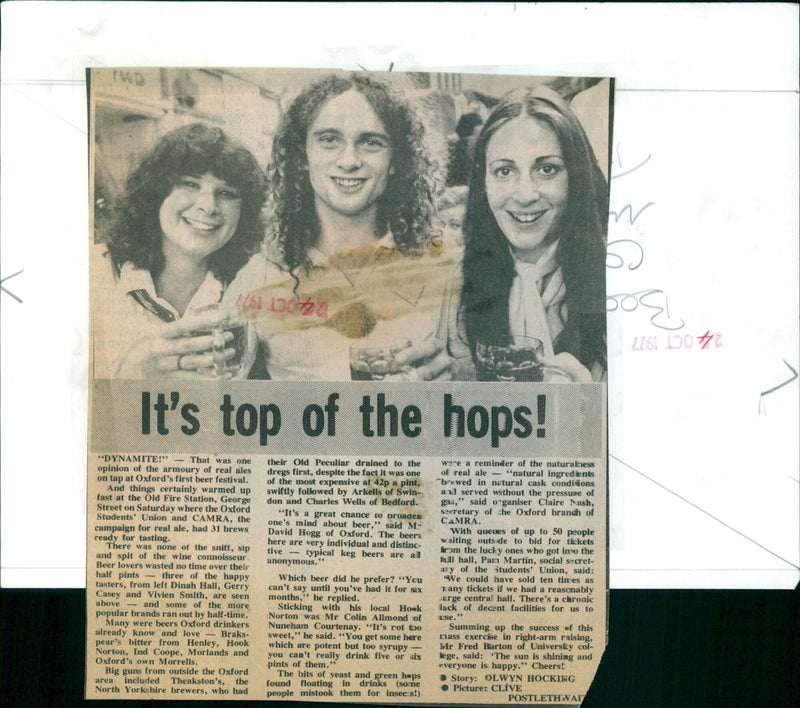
[610,453,800,571]
[609,201,656,225]
[606,288,685,330]
[610,153,651,180]
[758,359,798,415]
[761,359,798,396]
[1,269,24,303]
[606,239,644,270]
[394,284,425,307]
[355,62,394,73]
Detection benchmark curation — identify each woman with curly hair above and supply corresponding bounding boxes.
[93,123,268,379]
[234,72,458,380]
[460,87,608,382]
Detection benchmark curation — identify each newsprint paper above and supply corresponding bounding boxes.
[86,67,610,705]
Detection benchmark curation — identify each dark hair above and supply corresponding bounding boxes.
[455,112,483,140]
[269,73,437,272]
[107,123,267,284]
[462,87,608,370]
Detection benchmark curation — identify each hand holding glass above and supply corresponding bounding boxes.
[475,335,546,382]
[349,338,414,381]
[182,305,252,379]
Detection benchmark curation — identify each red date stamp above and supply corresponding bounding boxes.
[631,331,723,351]
[234,293,328,319]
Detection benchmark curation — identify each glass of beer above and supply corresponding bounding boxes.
[475,335,545,382]
[349,338,413,381]
[185,304,250,379]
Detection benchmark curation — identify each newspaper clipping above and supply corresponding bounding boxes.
[86,67,611,704]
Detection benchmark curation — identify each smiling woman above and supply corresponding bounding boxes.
[460,87,609,381]
[484,117,569,263]
[158,174,242,263]
[93,123,269,379]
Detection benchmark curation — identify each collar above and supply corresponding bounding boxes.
[308,232,397,267]
[119,263,224,320]
[510,239,561,281]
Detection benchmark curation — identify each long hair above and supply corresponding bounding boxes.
[269,73,438,272]
[107,123,267,284]
[462,87,608,370]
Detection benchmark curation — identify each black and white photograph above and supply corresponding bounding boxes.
[90,68,611,385]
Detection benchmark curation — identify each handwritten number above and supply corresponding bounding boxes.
[638,290,686,331]
[608,146,687,333]
[606,240,644,270]
[607,289,685,331]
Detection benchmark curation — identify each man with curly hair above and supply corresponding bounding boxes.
[234,72,458,381]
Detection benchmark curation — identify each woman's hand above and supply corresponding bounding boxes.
[116,307,247,379]
[540,352,593,383]
[393,337,453,381]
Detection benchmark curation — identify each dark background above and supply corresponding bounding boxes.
[2,588,798,706]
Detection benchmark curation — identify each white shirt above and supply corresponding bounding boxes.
[228,236,460,381]
[91,245,238,379]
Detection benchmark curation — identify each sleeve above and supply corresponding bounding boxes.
[90,245,124,379]
[90,246,153,380]
[221,253,279,308]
